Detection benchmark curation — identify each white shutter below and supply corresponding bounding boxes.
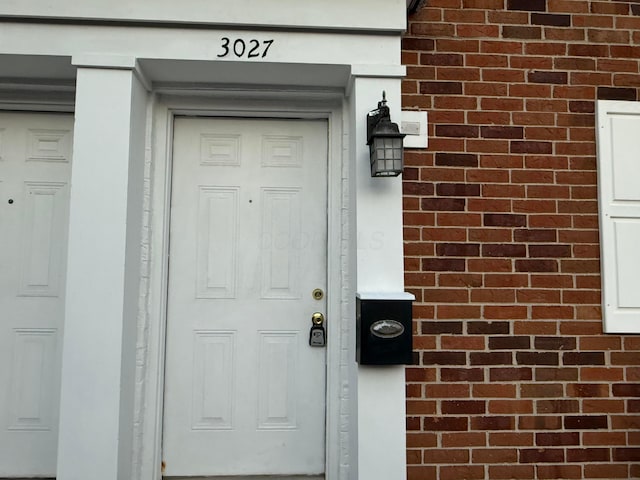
[597,100,640,333]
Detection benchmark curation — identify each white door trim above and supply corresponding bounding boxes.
[141,92,350,480]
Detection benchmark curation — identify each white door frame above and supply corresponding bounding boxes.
[141,91,350,480]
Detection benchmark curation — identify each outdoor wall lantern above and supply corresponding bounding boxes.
[366,91,406,177]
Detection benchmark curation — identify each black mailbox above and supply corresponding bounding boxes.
[356,292,414,365]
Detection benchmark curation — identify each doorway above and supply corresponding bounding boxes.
[162,117,329,477]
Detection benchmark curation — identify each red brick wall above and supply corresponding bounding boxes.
[402,1,640,478]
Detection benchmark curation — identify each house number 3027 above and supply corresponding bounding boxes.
[217,37,274,59]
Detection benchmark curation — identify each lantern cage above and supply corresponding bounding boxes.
[366,92,406,177]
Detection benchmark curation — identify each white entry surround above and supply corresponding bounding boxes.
[0,1,409,479]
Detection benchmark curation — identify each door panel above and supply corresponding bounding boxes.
[163,118,328,477]
[0,112,73,477]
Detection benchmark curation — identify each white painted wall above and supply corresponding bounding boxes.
[0,0,406,31]
[349,76,407,480]
[57,63,148,480]
[0,3,409,478]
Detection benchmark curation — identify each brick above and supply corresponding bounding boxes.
[440,466,485,480]
[537,399,579,413]
[484,214,527,227]
[528,244,571,257]
[488,465,535,479]
[490,432,534,447]
[442,335,485,350]
[441,368,485,382]
[423,448,469,464]
[423,287,469,303]
[484,305,529,320]
[484,274,528,287]
[597,87,637,101]
[422,227,467,242]
[488,336,531,350]
[442,400,486,414]
[514,229,556,242]
[612,383,640,397]
[423,416,469,431]
[529,71,568,84]
[488,399,533,414]
[436,124,479,138]
[403,182,434,195]
[420,81,463,95]
[421,321,463,335]
[467,321,510,334]
[521,383,563,398]
[502,25,542,39]
[482,244,527,257]
[519,415,562,430]
[530,273,574,288]
[436,213,482,227]
[531,13,571,26]
[536,465,582,478]
[584,464,630,478]
[490,367,532,381]
[520,449,565,463]
[472,448,518,464]
[402,37,435,51]
[426,383,470,398]
[481,126,524,139]
[564,415,608,429]
[435,242,480,258]
[612,448,640,461]
[588,28,630,44]
[470,352,513,365]
[468,227,512,241]
[507,0,546,11]
[421,198,466,211]
[536,432,580,446]
[583,399,624,413]
[473,384,517,398]
[435,152,478,167]
[518,352,560,366]
[436,183,481,197]
[568,100,595,113]
[511,141,553,154]
[407,432,438,448]
[420,53,463,66]
[534,336,576,350]
[515,259,558,272]
[568,43,609,57]
[583,431,627,446]
[471,416,515,431]
[407,466,437,480]
[535,367,578,382]
[438,273,483,287]
[406,448,421,465]
[566,383,609,397]
[563,351,605,365]
[422,351,466,365]
[442,431,486,448]
[470,288,516,303]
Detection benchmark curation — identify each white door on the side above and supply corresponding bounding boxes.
[0,112,73,477]
[163,117,328,477]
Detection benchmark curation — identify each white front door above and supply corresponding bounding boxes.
[163,117,328,477]
[0,112,73,476]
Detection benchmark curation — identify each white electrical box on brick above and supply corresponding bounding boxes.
[401,110,428,148]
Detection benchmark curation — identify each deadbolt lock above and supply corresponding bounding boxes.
[312,288,324,300]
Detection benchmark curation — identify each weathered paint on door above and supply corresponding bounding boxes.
[163,117,328,477]
[0,112,73,477]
